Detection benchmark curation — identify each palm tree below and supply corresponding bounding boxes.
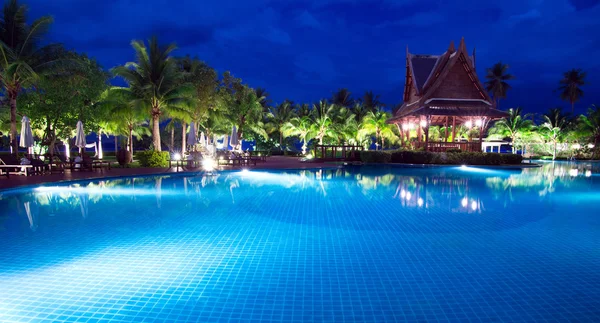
[296,103,311,117]
[359,109,394,150]
[558,69,586,113]
[578,105,600,159]
[331,88,353,107]
[98,87,149,160]
[112,37,192,151]
[266,102,296,149]
[0,0,60,155]
[282,116,315,155]
[487,107,534,153]
[540,108,571,160]
[311,100,336,145]
[351,102,369,123]
[362,91,383,112]
[254,87,270,111]
[484,62,514,108]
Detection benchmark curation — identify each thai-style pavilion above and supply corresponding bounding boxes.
[387,38,507,152]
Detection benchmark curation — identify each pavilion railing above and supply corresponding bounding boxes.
[414,141,482,152]
[314,145,364,161]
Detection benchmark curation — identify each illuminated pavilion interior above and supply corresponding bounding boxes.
[387,38,508,152]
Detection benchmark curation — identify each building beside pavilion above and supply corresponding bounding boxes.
[387,38,507,152]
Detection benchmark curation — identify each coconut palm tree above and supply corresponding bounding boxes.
[578,105,600,159]
[558,69,586,113]
[282,116,315,155]
[266,101,296,149]
[311,100,336,145]
[254,87,270,111]
[111,37,192,151]
[98,87,149,160]
[362,91,383,112]
[351,102,369,123]
[0,0,62,155]
[484,62,514,108]
[331,88,353,107]
[487,107,534,153]
[359,109,394,150]
[540,107,571,160]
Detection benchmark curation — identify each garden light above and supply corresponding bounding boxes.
[173,153,181,161]
[475,119,483,127]
[465,121,473,128]
[419,120,427,128]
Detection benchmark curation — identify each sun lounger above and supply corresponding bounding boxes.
[0,155,34,177]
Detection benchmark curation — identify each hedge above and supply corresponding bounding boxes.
[359,151,392,163]
[362,150,523,165]
[136,150,170,167]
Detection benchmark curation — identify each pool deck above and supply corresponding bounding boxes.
[0,156,333,190]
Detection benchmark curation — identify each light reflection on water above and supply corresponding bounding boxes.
[0,161,598,235]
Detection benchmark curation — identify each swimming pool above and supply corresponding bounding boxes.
[1,162,599,322]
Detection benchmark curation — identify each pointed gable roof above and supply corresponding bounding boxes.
[389,38,505,124]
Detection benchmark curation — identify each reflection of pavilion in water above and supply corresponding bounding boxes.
[390,174,483,214]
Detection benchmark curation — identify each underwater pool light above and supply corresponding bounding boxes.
[461,197,468,208]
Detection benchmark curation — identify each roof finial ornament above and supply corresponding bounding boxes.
[459,37,467,52]
[448,40,455,53]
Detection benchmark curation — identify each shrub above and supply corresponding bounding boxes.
[136,150,169,167]
[445,148,462,153]
[360,151,391,163]
[500,154,523,165]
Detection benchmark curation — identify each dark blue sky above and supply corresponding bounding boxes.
[28,0,600,114]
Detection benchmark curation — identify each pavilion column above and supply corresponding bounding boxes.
[417,117,422,143]
[479,118,485,152]
[424,115,431,152]
[396,124,404,145]
[451,117,456,143]
[444,117,450,142]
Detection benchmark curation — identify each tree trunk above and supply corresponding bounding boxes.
[170,126,175,152]
[152,112,161,151]
[9,94,18,156]
[98,129,103,159]
[128,126,134,162]
[279,131,283,149]
[181,122,187,152]
[115,135,118,153]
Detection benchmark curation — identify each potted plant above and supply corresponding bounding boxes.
[116,149,132,167]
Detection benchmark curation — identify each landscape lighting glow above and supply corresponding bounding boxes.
[585,170,592,177]
[475,119,483,127]
[461,197,468,208]
[569,169,578,177]
[465,121,473,128]
[471,201,477,211]
[402,123,409,131]
[572,144,581,150]
[173,153,181,161]
[417,198,424,207]
[419,120,427,128]
[202,157,216,171]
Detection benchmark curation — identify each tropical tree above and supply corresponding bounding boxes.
[19,51,108,155]
[310,100,337,145]
[578,105,600,159]
[487,107,534,153]
[112,37,192,151]
[351,102,369,123]
[254,87,271,112]
[97,87,149,160]
[282,116,315,154]
[359,109,394,150]
[484,62,514,108]
[362,91,383,112]
[558,69,586,113]
[540,108,571,160]
[0,0,63,155]
[220,72,266,144]
[266,101,296,149]
[331,88,353,107]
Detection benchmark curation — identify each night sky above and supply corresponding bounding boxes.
[27,0,600,114]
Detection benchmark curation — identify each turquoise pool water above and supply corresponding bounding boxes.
[0,162,599,322]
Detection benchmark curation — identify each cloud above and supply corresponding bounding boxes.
[295,11,321,28]
[509,9,542,23]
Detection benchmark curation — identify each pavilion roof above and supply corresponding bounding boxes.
[390,38,501,124]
